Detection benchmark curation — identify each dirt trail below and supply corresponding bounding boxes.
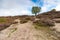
[0,19,60,40]
[53,18,60,32]
[53,23,60,32]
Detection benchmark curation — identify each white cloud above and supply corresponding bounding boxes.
[55,5,60,11]
[1,0,60,16]
[41,5,51,12]
[0,0,37,16]
[41,0,60,12]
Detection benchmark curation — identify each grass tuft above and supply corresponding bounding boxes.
[33,23,52,33]
[8,28,17,37]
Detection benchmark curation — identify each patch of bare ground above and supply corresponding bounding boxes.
[0,19,60,40]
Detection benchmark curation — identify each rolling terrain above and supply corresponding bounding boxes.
[0,10,60,40]
[0,19,60,40]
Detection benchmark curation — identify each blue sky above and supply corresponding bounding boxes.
[0,0,60,16]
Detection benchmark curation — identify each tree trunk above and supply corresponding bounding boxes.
[35,13,37,18]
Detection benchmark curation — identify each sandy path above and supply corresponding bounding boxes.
[0,21,45,40]
[0,19,59,40]
[53,23,60,32]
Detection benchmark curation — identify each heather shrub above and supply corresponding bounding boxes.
[25,17,31,20]
[55,20,60,23]
[12,21,18,24]
[20,20,28,24]
[33,19,55,27]
[53,19,60,23]
[0,23,11,31]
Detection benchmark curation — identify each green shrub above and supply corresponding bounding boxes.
[20,20,28,24]
[25,17,31,20]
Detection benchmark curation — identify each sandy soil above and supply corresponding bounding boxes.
[0,19,60,40]
[53,23,60,32]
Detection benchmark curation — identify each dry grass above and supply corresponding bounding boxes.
[0,18,7,24]
[0,17,15,31]
[8,28,17,37]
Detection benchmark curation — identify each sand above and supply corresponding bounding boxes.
[0,19,60,40]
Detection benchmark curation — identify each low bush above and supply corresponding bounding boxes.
[25,17,31,20]
[20,17,33,24]
[20,20,28,24]
[53,20,60,23]
[55,20,60,23]
[12,21,18,24]
[0,18,15,31]
[33,19,55,27]
[0,23,11,31]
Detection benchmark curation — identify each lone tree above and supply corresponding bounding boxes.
[32,6,41,16]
